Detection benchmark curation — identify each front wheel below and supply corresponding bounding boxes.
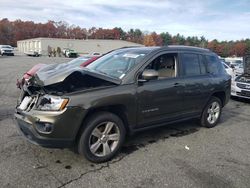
[200,97,222,128]
[78,112,126,163]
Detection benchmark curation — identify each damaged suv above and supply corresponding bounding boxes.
[15,46,231,162]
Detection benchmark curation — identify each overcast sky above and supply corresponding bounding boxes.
[0,0,250,41]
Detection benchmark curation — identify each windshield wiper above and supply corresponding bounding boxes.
[97,70,109,75]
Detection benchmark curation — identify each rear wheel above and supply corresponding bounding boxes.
[200,97,222,128]
[78,112,126,163]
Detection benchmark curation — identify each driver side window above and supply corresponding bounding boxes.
[145,53,178,79]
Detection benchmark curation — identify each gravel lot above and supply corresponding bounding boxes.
[0,55,250,188]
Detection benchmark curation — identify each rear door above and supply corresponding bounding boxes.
[179,53,211,114]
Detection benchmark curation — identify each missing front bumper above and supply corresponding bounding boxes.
[15,113,74,148]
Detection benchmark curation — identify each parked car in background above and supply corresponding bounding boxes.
[0,45,14,56]
[230,60,243,68]
[222,62,243,77]
[15,46,230,163]
[225,57,243,67]
[16,56,100,88]
[62,48,78,58]
[25,50,40,57]
[90,52,102,56]
[231,54,250,99]
[234,63,244,76]
[222,62,234,76]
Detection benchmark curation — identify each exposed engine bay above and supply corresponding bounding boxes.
[28,71,118,96]
[235,74,250,83]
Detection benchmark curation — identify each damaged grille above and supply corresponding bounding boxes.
[18,95,38,112]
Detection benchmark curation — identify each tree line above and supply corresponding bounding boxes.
[1,18,250,57]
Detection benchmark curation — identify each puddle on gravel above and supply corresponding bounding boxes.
[170,128,198,137]
[65,165,72,169]
[120,125,199,156]
[148,140,157,144]
[55,160,62,164]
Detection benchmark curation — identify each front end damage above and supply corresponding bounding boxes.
[15,68,119,148]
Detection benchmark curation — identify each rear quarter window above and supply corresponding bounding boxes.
[206,55,225,75]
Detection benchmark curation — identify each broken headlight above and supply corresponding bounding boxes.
[37,95,69,111]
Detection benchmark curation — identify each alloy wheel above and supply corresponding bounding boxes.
[207,101,220,124]
[89,121,120,157]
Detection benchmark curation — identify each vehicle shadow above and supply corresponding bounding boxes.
[220,97,250,125]
[230,96,250,104]
[120,119,200,155]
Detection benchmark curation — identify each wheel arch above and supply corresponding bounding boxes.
[75,104,130,144]
[212,91,226,107]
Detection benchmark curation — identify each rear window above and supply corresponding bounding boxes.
[205,55,224,75]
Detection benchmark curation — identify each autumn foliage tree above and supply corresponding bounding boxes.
[143,32,163,46]
[0,18,249,57]
[231,42,247,56]
[143,34,156,46]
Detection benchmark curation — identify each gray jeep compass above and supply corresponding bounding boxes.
[15,46,231,162]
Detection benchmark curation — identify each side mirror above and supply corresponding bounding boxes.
[139,69,158,82]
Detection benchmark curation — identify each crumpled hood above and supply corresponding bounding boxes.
[34,63,121,86]
[35,63,78,86]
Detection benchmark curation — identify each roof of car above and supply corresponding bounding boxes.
[116,45,211,54]
[165,45,211,52]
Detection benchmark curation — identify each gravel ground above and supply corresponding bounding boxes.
[0,55,250,188]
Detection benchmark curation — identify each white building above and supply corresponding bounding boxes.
[17,38,143,56]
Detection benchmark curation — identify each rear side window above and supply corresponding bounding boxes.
[206,55,224,74]
[181,53,200,76]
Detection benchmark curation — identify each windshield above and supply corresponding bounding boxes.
[231,60,242,66]
[65,57,90,67]
[238,64,243,68]
[1,45,12,48]
[87,50,146,79]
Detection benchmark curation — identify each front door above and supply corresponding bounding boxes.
[136,52,185,128]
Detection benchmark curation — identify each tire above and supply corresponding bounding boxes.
[200,96,222,128]
[78,112,126,163]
